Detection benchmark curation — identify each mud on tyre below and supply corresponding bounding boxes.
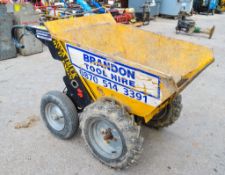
[146,95,183,129]
[80,99,144,169]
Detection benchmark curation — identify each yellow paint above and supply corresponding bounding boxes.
[14,3,22,12]
[220,0,225,11]
[53,39,96,100]
[53,39,78,80]
[87,79,156,120]
[44,14,214,123]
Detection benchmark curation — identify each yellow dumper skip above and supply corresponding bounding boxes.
[45,14,214,123]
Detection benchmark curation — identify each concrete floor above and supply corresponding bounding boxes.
[0,14,225,175]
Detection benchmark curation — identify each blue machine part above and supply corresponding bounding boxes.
[76,0,105,13]
[90,0,105,13]
[209,0,218,10]
[60,0,68,8]
[77,0,92,12]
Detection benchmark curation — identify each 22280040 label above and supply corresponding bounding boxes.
[66,44,161,107]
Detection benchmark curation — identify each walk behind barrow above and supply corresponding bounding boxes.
[12,14,214,169]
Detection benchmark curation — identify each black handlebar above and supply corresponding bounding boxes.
[11,25,35,49]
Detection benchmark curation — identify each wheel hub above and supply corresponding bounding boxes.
[101,128,116,142]
[45,103,65,131]
[87,117,124,160]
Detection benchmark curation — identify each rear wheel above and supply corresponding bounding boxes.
[80,99,143,169]
[40,91,79,139]
[146,95,182,129]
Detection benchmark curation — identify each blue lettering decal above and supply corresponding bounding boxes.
[111,74,117,81]
[83,54,89,62]
[129,80,135,87]
[111,64,118,73]
[84,63,89,70]
[96,68,102,75]
[119,67,126,76]
[90,56,95,64]
[127,69,135,79]
[89,65,95,72]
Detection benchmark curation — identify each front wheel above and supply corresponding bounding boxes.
[40,91,79,139]
[146,95,183,129]
[80,99,143,169]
